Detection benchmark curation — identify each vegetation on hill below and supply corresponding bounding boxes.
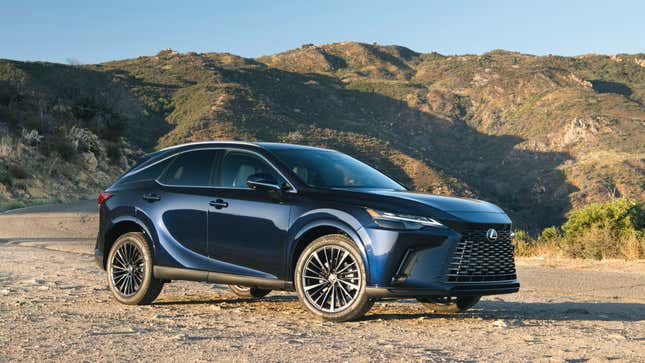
[0,42,643,239]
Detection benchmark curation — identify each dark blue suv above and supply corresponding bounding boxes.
[95,141,519,321]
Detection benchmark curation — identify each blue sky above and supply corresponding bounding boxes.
[1,0,643,64]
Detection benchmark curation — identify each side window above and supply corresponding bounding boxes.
[217,151,283,189]
[119,158,172,184]
[158,150,216,186]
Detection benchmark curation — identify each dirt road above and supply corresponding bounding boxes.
[1,202,644,362]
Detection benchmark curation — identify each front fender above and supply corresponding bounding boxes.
[287,209,372,282]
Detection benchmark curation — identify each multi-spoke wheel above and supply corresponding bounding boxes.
[107,232,163,305]
[228,284,271,299]
[416,295,481,313]
[294,234,373,322]
[111,241,144,296]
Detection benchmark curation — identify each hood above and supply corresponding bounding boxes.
[367,190,505,213]
[360,190,511,224]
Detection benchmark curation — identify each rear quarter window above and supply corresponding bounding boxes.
[158,150,217,186]
[117,158,173,185]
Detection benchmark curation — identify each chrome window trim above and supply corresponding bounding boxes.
[130,146,297,193]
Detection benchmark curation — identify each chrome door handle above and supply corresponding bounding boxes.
[209,199,229,209]
[142,193,161,202]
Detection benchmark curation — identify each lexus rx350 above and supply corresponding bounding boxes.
[95,141,519,321]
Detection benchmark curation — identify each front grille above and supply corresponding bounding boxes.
[446,224,516,282]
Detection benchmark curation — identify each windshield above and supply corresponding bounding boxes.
[271,149,405,190]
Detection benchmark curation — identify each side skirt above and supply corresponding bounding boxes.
[153,266,294,291]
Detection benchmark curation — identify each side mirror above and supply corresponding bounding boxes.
[246,173,281,192]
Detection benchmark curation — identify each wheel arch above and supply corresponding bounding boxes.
[102,216,155,269]
[288,219,369,282]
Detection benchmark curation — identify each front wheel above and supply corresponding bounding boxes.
[228,285,271,299]
[107,232,163,305]
[416,296,481,313]
[294,234,373,322]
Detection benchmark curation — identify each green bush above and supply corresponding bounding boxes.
[538,226,560,241]
[40,135,77,162]
[0,200,25,211]
[561,199,645,238]
[8,164,30,179]
[521,199,645,260]
[0,165,12,186]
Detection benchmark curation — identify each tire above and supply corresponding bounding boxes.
[106,232,163,305]
[228,285,271,299]
[294,234,373,322]
[416,296,481,313]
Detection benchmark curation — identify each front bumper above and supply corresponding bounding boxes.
[361,221,520,297]
[366,281,520,297]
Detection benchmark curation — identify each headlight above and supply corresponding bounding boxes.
[366,208,444,230]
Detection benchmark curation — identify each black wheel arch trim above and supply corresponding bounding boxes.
[100,215,157,269]
[287,218,370,282]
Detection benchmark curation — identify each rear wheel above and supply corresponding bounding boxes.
[294,234,373,322]
[107,232,163,305]
[228,284,271,298]
[416,296,481,313]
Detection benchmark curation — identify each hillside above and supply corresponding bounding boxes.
[1,42,643,230]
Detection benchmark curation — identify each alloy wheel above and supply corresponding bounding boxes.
[301,245,361,313]
[110,241,145,297]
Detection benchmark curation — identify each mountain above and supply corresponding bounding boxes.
[1,42,643,230]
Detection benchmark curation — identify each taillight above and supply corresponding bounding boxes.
[98,192,113,205]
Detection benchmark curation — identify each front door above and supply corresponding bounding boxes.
[207,150,293,279]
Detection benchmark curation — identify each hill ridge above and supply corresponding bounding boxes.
[1,41,643,229]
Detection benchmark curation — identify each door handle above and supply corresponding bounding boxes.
[142,193,161,202]
[209,199,229,209]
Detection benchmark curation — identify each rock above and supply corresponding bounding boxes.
[492,320,509,328]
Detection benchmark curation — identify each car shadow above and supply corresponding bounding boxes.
[151,294,299,306]
[367,300,645,322]
[152,294,645,322]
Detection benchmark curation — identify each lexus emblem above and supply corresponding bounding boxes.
[486,228,498,241]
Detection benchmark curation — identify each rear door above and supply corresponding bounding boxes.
[155,149,218,259]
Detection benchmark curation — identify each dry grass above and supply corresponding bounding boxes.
[0,134,16,157]
[514,226,645,260]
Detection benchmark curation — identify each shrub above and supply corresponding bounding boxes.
[106,142,121,163]
[40,134,77,162]
[562,199,645,238]
[20,128,43,145]
[538,226,560,241]
[511,230,532,256]
[67,126,100,154]
[520,199,645,260]
[0,164,11,186]
[8,163,30,179]
[0,200,25,211]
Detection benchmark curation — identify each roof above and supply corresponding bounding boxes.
[254,142,333,152]
[158,140,333,152]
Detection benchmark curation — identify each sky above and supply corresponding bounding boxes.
[1,0,643,64]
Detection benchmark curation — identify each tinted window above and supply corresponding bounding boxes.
[118,158,172,184]
[271,149,404,190]
[218,151,283,188]
[159,150,216,186]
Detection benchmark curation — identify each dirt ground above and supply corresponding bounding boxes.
[1,201,644,362]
